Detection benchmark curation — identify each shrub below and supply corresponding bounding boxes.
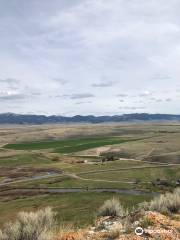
[140,216,154,228]
[0,207,56,240]
[98,198,128,217]
[138,201,149,211]
[139,188,180,214]
[150,188,180,214]
[122,216,132,233]
[52,156,59,162]
[104,227,121,239]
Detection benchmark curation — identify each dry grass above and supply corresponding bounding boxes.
[55,225,87,240]
[107,228,121,239]
[0,123,120,146]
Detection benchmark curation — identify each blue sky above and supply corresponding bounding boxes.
[0,0,180,115]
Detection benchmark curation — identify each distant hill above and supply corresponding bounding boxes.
[0,113,180,124]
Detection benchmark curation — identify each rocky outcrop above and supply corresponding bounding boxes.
[57,211,180,240]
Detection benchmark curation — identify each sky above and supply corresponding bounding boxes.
[0,0,180,116]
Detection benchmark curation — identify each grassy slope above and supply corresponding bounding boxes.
[0,192,152,227]
[80,166,180,182]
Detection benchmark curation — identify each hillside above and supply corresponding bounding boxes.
[0,188,179,240]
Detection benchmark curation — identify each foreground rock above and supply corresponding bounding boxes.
[57,211,180,240]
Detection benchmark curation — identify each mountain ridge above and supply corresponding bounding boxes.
[0,113,180,124]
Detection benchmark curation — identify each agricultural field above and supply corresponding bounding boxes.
[0,122,180,227]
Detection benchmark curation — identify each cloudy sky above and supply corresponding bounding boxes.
[0,0,180,116]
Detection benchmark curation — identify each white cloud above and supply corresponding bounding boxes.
[69,93,95,99]
[92,81,116,87]
[0,0,180,114]
[138,91,153,97]
[0,90,25,100]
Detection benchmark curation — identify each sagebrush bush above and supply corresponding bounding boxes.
[140,216,154,228]
[98,198,128,217]
[139,188,180,214]
[0,207,56,240]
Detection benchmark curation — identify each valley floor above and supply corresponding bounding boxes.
[0,122,180,226]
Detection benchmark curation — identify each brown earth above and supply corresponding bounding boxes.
[56,212,180,240]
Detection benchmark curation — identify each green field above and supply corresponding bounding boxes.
[4,136,144,153]
[0,154,52,167]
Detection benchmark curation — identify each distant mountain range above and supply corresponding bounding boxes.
[0,113,180,124]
